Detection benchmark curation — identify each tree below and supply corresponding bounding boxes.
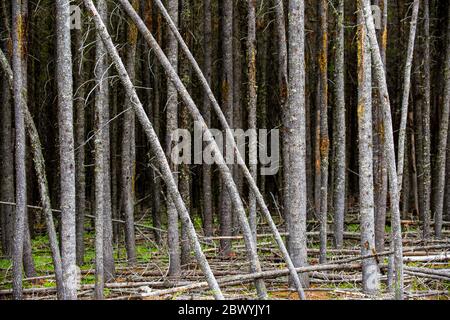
[357,1,380,294]
[318,0,329,264]
[56,0,77,300]
[396,0,420,190]
[165,0,181,276]
[332,0,346,249]
[122,0,139,265]
[287,0,309,293]
[201,0,213,237]
[247,0,258,242]
[219,0,234,257]
[422,0,432,239]
[11,0,27,300]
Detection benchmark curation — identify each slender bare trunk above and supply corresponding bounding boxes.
[357,3,380,294]
[333,0,346,249]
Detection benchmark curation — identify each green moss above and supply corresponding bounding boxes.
[347,224,359,232]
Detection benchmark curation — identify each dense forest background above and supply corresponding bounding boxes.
[0,0,449,300]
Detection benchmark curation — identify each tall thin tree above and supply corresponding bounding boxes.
[56,0,77,300]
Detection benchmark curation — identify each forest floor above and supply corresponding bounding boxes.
[0,215,449,300]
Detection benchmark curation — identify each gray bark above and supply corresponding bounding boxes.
[374,0,388,252]
[362,0,404,299]
[11,0,26,299]
[201,0,213,237]
[286,0,309,295]
[357,5,380,294]
[122,0,139,265]
[219,0,233,257]
[94,82,105,300]
[96,0,115,281]
[396,0,420,190]
[165,0,181,276]
[74,0,86,266]
[333,0,346,249]
[422,0,431,239]
[247,0,258,243]
[56,0,77,300]
[318,0,329,264]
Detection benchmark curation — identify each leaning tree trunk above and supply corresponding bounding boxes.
[432,3,450,238]
[333,0,346,249]
[362,0,404,300]
[83,0,224,300]
[56,0,77,300]
[357,3,380,294]
[11,0,27,300]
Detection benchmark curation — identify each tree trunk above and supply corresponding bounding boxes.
[97,0,115,281]
[122,0,139,265]
[247,0,258,243]
[219,0,234,257]
[374,0,388,252]
[11,0,27,299]
[165,0,181,276]
[396,0,420,190]
[201,0,213,238]
[422,0,432,239]
[286,0,309,295]
[357,3,380,294]
[56,0,77,300]
[179,0,192,265]
[332,0,346,249]
[74,0,86,266]
[318,0,329,264]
